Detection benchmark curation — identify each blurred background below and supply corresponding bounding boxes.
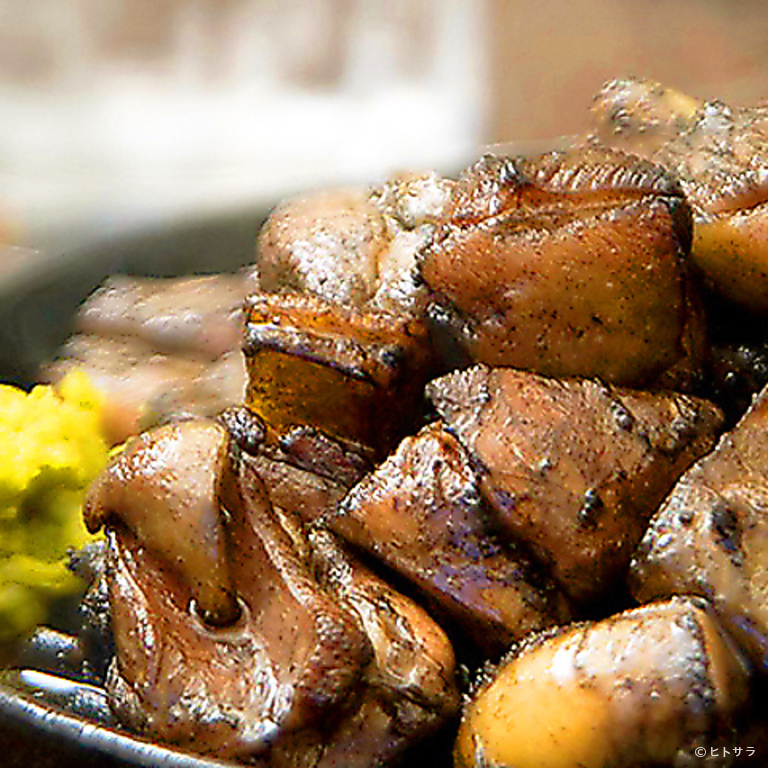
[2,0,768,254]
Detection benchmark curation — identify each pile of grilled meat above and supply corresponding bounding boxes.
[27,77,768,767]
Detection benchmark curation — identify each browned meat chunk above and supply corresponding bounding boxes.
[455,597,751,768]
[83,419,458,764]
[427,365,724,605]
[76,274,247,359]
[254,171,452,317]
[256,189,387,308]
[418,146,704,389]
[330,422,569,656]
[83,420,239,627]
[45,274,250,443]
[244,291,436,459]
[294,528,460,768]
[591,76,768,314]
[631,381,768,672]
[219,406,372,529]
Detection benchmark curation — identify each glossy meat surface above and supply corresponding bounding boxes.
[427,365,724,605]
[83,420,238,627]
[221,410,372,527]
[84,418,458,764]
[631,381,768,671]
[419,148,703,388]
[332,422,569,655]
[243,291,436,458]
[295,529,460,768]
[455,597,750,768]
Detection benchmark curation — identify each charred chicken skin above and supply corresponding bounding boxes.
[328,421,570,656]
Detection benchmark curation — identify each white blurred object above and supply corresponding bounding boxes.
[0,0,488,250]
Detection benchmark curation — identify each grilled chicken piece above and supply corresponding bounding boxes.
[83,420,239,627]
[243,292,436,459]
[330,422,569,656]
[631,381,768,672]
[285,528,460,768]
[418,146,704,390]
[222,407,563,657]
[219,405,373,526]
[255,171,452,317]
[76,274,247,359]
[45,274,250,443]
[84,418,458,764]
[591,76,768,314]
[427,365,724,606]
[256,189,386,308]
[455,596,751,768]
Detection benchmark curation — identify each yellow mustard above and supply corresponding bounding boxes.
[0,371,109,643]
